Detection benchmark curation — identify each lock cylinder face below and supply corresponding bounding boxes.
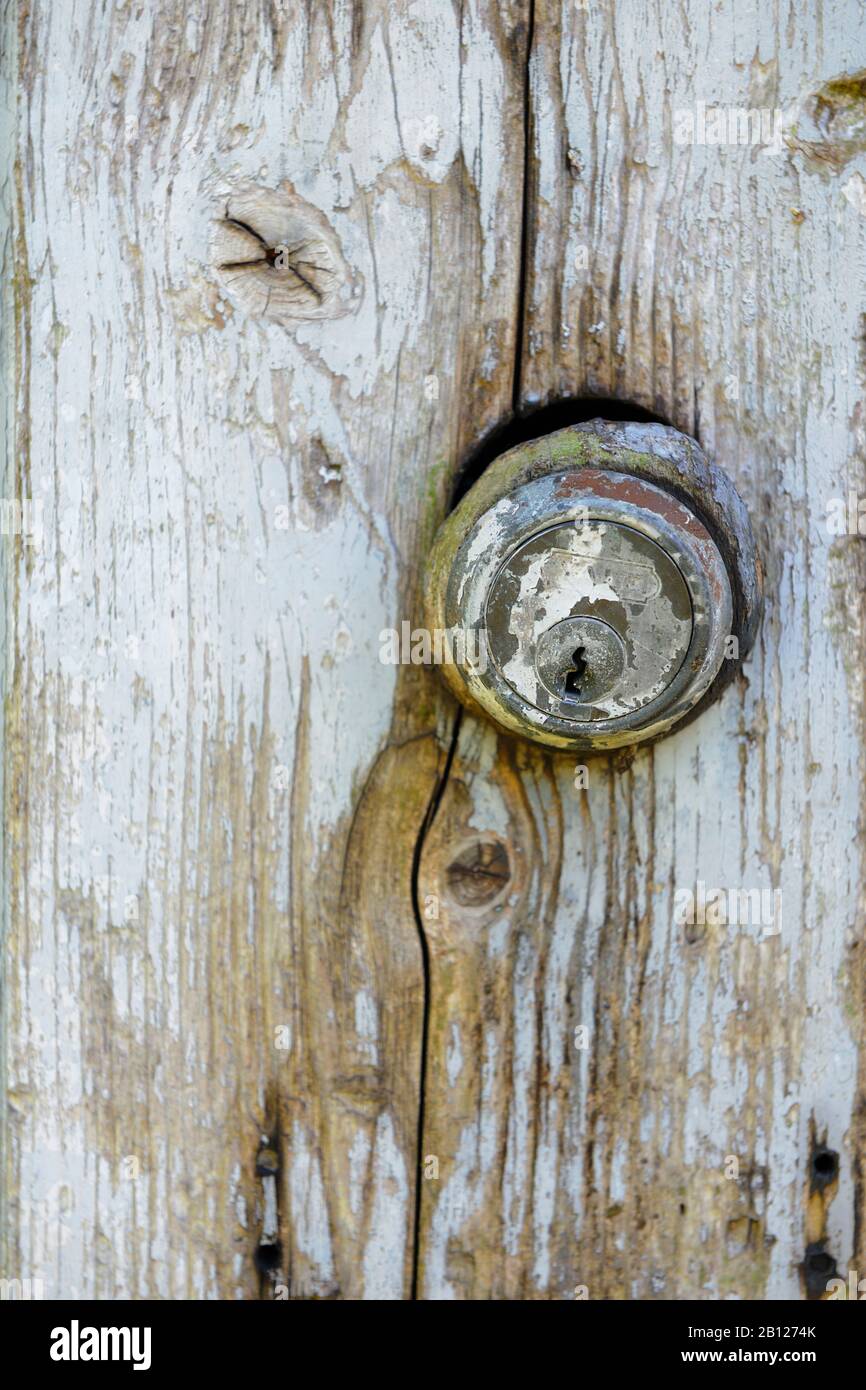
[425,421,761,752]
[487,516,696,722]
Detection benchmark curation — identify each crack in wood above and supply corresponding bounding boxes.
[409,708,463,1298]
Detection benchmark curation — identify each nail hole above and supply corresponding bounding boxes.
[808,1251,834,1274]
[812,1147,838,1184]
[803,1243,837,1299]
[254,1242,282,1275]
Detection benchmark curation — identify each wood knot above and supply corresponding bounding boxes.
[445,837,511,910]
[211,182,355,324]
[791,69,866,171]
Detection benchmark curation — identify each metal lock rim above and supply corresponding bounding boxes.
[425,420,762,753]
[447,469,732,748]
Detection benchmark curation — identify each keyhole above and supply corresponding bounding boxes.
[563,645,588,699]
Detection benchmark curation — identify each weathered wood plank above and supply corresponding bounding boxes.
[5,0,865,1304]
[417,0,866,1299]
[1,0,527,1298]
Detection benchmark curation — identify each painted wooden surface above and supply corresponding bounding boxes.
[2,0,865,1301]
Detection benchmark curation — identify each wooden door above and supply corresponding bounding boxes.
[2,0,864,1301]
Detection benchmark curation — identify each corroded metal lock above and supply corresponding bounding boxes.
[425,420,761,751]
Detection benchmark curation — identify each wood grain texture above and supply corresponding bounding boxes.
[0,0,527,1298]
[3,0,865,1304]
[416,0,866,1298]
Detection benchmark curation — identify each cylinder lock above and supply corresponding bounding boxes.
[425,419,762,752]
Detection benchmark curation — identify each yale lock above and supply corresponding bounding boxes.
[425,419,762,752]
